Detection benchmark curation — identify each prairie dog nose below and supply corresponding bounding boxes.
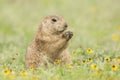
[64,24,68,28]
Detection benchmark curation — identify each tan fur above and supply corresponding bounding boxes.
[25,15,73,68]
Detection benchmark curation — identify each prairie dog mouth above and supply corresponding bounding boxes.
[58,27,67,33]
[59,29,65,33]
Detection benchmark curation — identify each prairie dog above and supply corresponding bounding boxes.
[25,15,73,68]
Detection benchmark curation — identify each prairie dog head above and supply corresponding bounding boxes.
[41,15,68,34]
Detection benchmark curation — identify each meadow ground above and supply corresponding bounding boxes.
[0,0,120,80]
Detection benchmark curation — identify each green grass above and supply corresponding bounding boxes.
[0,0,120,80]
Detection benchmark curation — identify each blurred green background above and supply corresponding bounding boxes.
[0,0,120,67]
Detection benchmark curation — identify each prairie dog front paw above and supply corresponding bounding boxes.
[63,31,73,41]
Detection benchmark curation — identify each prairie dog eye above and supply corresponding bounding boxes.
[51,18,57,22]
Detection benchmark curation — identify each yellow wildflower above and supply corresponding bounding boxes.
[54,59,61,64]
[3,70,11,75]
[9,70,15,75]
[116,57,120,62]
[72,51,77,55]
[30,66,35,71]
[20,71,27,76]
[91,64,98,70]
[82,60,86,64]
[88,58,93,63]
[113,34,119,41]
[87,48,93,54]
[112,65,118,71]
[105,57,111,62]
